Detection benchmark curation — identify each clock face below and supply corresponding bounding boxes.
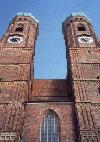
[8,35,23,43]
[78,36,93,44]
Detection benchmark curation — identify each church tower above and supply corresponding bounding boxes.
[0,13,39,141]
[0,12,100,142]
[63,13,100,142]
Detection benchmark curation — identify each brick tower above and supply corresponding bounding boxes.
[63,13,100,142]
[0,12,100,142]
[0,13,39,141]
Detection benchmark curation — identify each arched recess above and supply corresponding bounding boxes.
[15,24,24,32]
[77,23,86,31]
[40,109,60,142]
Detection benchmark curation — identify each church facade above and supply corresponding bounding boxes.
[0,12,99,142]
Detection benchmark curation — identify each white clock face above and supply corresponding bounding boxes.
[8,35,23,43]
[78,36,93,44]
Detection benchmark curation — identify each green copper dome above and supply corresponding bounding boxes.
[71,12,87,17]
[17,12,39,23]
[64,12,91,22]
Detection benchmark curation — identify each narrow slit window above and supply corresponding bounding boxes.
[98,86,100,94]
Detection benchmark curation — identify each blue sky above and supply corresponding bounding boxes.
[0,0,100,79]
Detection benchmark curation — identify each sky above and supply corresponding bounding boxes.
[0,0,100,79]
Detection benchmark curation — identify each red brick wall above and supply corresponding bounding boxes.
[0,64,30,81]
[74,81,100,102]
[0,81,28,103]
[0,103,25,141]
[91,104,100,137]
[0,48,33,64]
[23,102,77,142]
[30,79,70,102]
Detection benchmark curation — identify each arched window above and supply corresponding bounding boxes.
[15,24,24,32]
[40,111,60,142]
[78,23,86,31]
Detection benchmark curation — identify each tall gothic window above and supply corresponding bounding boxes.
[40,111,60,142]
[78,23,86,31]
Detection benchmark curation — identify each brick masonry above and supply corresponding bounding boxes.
[30,79,70,102]
[0,13,99,142]
[63,15,100,141]
[23,102,77,142]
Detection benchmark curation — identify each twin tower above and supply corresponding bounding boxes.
[0,12,99,142]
